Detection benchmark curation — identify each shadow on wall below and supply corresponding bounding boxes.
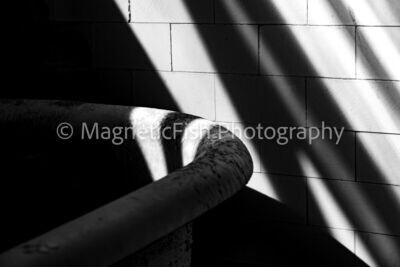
[193,187,369,267]
[0,0,184,253]
[182,0,400,266]
[2,0,399,266]
[0,101,200,253]
[3,0,179,109]
[0,103,154,252]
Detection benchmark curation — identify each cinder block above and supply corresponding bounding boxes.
[54,0,129,22]
[308,78,400,133]
[355,232,400,267]
[309,0,400,26]
[215,74,306,126]
[357,133,400,186]
[308,178,400,235]
[357,27,400,80]
[133,71,215,120]
[260,26,355,78]
[131,0,213,23]
[172,24,258,73]
[93,23,171,70]
[215,0,307,24]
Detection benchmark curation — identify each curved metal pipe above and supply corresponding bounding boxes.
[0,99,253,267]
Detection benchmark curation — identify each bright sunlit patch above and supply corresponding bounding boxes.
[156,72,215,120]
[366,0,400,26]
[348,0,376,24]
[128,23,171,71]
[181,118,214,166]
[270,0,307,24]
[350,0,400,26]
[355,237,380,267]
[329,228,356,255]
[171,24,216,72]
[130,107,170,181]
[247,172,281,201]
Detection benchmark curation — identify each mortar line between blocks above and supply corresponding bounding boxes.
[170,24,173,71]
[128,0,132,23]
[355,26,358,78]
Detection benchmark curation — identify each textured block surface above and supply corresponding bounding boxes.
[308,78,400,133]
[260,26,356,78]
[309,0,400,26]
[172,24,258,73]
[356,27,400,80]
[131,0,213,23]
[94,23,171,70]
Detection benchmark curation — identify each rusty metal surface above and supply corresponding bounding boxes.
[0,100,253,267]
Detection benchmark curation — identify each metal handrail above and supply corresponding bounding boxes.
[0,100,253,267]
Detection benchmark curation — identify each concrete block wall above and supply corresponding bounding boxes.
[52,0,400,266]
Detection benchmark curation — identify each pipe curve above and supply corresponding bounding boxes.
[0,99,253,267]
